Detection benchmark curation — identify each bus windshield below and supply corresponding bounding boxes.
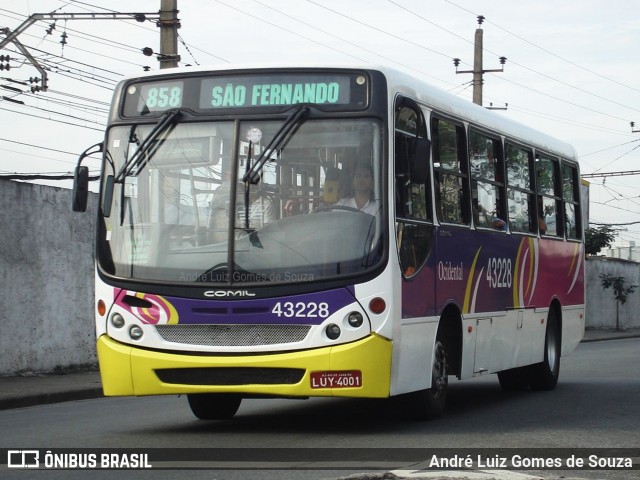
[99,116,384,285]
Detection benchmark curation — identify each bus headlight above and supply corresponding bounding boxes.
[129,325,144,340]
[326,323,341,340]
[347,311,364,328]
[110,313,125,328]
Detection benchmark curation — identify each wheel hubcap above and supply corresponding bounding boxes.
[547,324,558,372]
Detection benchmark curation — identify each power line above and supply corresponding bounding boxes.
[489,73,630,123]
[442,0,640,96]
[582,138,640,157]
[304,0,454,61]
[0,104,104,131]
[248,0,453,86]
[213,0,367,63]
[0,136,79,156]
[590,144,640,174]
[0,98,106,126]
[507,103,631,136]
[433,0,640,126]
[286,1,636,133]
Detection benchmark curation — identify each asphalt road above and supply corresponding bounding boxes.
[1,338,639,480]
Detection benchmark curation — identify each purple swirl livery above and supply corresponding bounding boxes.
[114,287,357,326]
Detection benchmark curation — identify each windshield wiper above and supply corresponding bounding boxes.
[242,105,309,185]
[114,109,182,183]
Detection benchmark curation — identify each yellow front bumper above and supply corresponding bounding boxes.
[97,334,392,398]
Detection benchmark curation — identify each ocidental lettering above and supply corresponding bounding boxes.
[438,261,464,281]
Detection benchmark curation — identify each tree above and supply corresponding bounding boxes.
[585,226,616,255]
[599,273,637,330]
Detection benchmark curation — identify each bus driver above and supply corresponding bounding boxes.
[335,164,379,215]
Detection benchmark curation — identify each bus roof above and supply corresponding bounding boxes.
[119,62,578,162]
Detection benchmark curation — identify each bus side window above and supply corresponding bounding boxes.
[535,154,562,237]
[432,118,469,225]
[562,162,582,240]
[469,129,505,230]
[505,143,536,234]
[394,98,433,277]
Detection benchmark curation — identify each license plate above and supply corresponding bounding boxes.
[310,370,362,389]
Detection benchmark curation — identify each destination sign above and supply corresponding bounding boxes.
[200,76,351,109]
[122,72,368,116]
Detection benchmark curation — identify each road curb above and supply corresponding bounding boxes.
[0,388,104,410]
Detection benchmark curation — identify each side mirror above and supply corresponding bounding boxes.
[72,166,89,212]
[71,141,103,213]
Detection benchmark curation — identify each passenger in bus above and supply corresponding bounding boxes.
[335,164,379,215]
[538,214,548,235]
[472,198,506,230]
[537,197,548,234]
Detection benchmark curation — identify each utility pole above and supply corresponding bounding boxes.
[453,16,506,107]
[158,0,180,69]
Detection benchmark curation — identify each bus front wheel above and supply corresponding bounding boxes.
[401,338,448,420]
[187,393,242,420]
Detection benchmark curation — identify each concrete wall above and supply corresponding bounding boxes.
[0,181,638,375]
[585,256,640,330]
[0,180,97,376]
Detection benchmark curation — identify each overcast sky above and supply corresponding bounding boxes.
[2,0,640,243]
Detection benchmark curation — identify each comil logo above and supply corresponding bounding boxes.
[203,290,256,298]
[8,450,40,468]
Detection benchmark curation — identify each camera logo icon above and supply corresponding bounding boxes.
[7,450,40,468]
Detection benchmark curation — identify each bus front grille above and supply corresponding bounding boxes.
[154,324,311,347]
[155,367,305,386]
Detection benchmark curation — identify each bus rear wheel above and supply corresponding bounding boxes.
[187,393,242,420]
[528,309,561,390]
[497,309,561,391]
[401,338,448,420]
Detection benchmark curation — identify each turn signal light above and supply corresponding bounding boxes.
[369,297,386,314]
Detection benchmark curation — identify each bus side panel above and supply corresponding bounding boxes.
[433,227,584,376]
[561,305,586,356]
[434,228,584,314]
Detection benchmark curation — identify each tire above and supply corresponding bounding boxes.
[187,393,242,420]
[528,309,561,390]
[401,338,448,420]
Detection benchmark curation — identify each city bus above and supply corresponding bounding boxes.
[72,64,585,420]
